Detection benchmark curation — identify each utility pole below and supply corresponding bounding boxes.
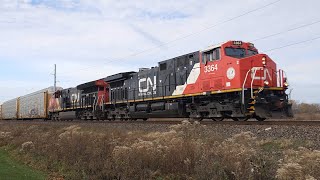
[54,64,57,92]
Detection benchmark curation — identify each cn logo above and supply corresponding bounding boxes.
[138,76,157,96]
[251,68,272,81]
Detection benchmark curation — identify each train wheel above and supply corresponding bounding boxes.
[256,116,266,121]
[143,118,148,121]
[212,117,224,121]
[232,117,249,121]
[189,117,202,122]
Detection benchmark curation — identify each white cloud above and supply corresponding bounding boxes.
[0,0,320,103]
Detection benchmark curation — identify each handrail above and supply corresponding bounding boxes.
[242,69,251,105]
[250,68,258,98]
[277,69,288,88]
[242,67,263,105]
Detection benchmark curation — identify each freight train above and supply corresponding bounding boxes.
[0,41,293,121]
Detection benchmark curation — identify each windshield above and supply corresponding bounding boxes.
[247,49,258,56]
[225,47,258,58]
[225,48,245,58]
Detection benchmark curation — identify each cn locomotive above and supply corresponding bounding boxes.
[0,41,293,121]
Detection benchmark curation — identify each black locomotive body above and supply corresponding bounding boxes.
[105,51,200,120]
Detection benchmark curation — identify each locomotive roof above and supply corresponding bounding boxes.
[201,43,223,52]
[77,80,97,90]
[77,71,136,90]
[103,71,136,83]
[158,51,199,64]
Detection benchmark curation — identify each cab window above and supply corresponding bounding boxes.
[247,49,258,56]
[99,87,104,91]
[202,48,221,63]
[225,47,245,58]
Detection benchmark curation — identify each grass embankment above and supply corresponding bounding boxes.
[0,149,46,180]
[0,122,319,179]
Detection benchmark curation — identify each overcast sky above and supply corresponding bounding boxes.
[0,0,319,103]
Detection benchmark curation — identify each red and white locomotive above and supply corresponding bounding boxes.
[0,40,293,121]
[48,40,293,121]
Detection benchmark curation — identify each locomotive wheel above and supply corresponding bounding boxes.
[143,118,148,121]
[211,117,224,121]
[189,117,203,122]
[256,116,266,121]
[232,117,249,121]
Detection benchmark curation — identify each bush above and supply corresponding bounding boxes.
[291,100,320,120]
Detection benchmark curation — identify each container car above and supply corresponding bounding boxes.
[0,87,59,120]
[1,98,18,120]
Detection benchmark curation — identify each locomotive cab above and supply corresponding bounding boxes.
[200,41,262,91]
[199,41,293,120]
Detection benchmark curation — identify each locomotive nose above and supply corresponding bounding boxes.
[243,54,276,87]
[254,54,269,67]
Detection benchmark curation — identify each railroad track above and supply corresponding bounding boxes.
[1,119,320,126]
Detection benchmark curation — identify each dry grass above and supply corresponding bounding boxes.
[0,121,318,180]
[291,101,320,120]
[293,113,320,120]
[276,147,320,180]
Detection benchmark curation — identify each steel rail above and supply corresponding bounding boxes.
[1,119,320,126]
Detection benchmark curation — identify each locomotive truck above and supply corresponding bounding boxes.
[0,41,293,121]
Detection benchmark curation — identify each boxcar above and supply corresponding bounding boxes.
[18,87,56,119]
[1,87,58,120]
[1,98,18,119]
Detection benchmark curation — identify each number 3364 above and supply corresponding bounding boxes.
[204,64,218,73]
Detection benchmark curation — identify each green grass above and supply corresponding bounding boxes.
[0,149,46,180]
[260,141,281,152]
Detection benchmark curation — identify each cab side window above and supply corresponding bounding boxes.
[160,63,167,71]
[213,48,220,61]
[202,48,221,63]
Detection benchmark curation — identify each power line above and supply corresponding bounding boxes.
[117,0,282,59]
[57,35,320,87]
[206,19,320,52]
[57,0,282,76]
[51,2,320,84]
[250,20,320,42]
[60,24,320,85]
[263,36,320,52]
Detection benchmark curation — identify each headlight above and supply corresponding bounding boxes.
[264,80,269,86]
[262,57,266,66]
[284,82,289,87]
